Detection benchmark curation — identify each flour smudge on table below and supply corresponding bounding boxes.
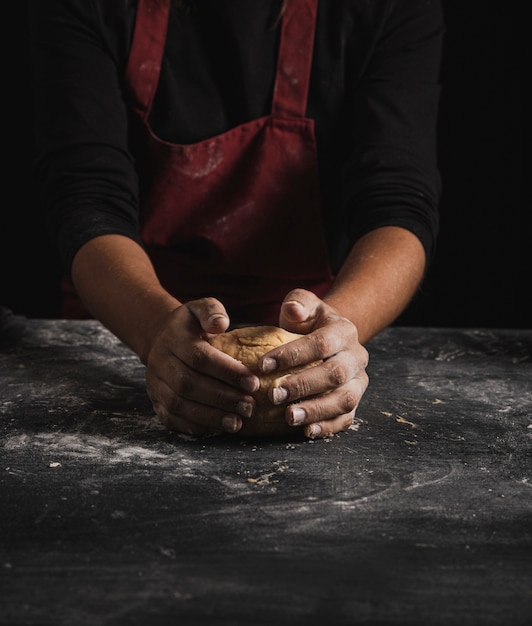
[3,429,212,476]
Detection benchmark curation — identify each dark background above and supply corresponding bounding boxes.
[2,1,526,329]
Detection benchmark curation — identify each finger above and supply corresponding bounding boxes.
[148,377,248,436]
[165,366,256,418]
[283,373,368,428]
[303,410,357,439]
[170,334,259,393]
[184,297,231,334]
[155,401,244,436]
[147,363,256,421]
[260,318,359,374]
[279,287,346,332]
[269,348,367,404]
[279,288,322,332]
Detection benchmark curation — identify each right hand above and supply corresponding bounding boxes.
[145,298,260,436]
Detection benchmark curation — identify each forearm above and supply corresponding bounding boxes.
[71,234,181,363]
[324,226,426,344]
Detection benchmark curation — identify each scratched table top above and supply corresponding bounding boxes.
[1,308,531,626]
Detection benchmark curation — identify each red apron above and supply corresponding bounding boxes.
[64,0,334,323]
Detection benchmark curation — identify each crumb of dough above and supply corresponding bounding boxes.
[395,416,418,429]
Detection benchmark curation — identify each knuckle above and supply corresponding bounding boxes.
[171,370,194,398]
[342,390,358,414]
[213,390,234,413]
[176,370,194,397]
[311,331,329,357]
[340,412,355,431]
[304,398,329,423]
[326,361,348,387]
[320,418,340,438]
[341,316,358,339]
[188,342,209,369]
[145,384,157,405]
[293,374,314,398]
[166,390,184,414]
[154,403,172,428]
[281,343,303,368]
[359,346,370,368]
[343,316,358,335]
[359,370,370,392]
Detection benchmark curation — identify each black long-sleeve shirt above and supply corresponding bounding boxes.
[28,0,443,277]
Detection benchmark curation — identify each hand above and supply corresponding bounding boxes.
[145,298,260,436]
[260,288,369,439]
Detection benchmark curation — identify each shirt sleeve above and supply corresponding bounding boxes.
[338,0,443,268]
[28,0,141,277]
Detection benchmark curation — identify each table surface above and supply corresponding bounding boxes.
[1,309,531,626]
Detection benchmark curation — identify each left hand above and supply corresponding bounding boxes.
[259,288,369,439]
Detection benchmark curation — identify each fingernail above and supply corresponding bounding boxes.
[222,415,241,433]
[240,375,260,393]
[307,424,322,438]
[261,357,277,373]
[284,300,304,311]
[236,400,253,419]
[208,313,229,328]
[290,406,306,426]
[272,386,288,404]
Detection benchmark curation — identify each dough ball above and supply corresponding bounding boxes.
[208,325,320,437]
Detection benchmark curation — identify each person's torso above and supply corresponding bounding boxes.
[125,0,335,323]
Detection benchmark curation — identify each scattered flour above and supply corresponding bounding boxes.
[2,431,205,476]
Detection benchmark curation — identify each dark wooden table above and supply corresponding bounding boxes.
[1,308,531,626]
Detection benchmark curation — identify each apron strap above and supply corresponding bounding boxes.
[272,0,319,118]
[125,0,171,120]
[126,0,318,121]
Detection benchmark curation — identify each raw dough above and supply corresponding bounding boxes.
[208,325,320,437]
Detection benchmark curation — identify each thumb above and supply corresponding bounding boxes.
[185,297,230,335]
[279,288,321,333]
